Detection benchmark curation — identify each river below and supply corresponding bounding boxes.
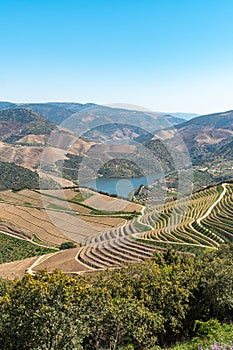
[81,173,165,198]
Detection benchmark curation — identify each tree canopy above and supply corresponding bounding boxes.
[0,246,232,349]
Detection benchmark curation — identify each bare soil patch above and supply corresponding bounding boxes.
[84,193,141,212]
[0,256,39,280]
[33,248,90,273]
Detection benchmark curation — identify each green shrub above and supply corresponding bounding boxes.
[59,242,76,250]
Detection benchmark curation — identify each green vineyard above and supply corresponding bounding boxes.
[139,184,229,249]
[0,232,55,264]
[78,183,233,268]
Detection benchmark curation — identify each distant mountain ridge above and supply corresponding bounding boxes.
[176,110,233,148]
[0,101,186,140]
[168,112,200,120]
[0,101,97,125]
[1,103,233,149]
[0,104,233,191]
[60,105,186,142]
[0,102,16,110]
[177,110,233,129]
[148,109,233,171]
[19,102,97,124]
[152,110,233,151]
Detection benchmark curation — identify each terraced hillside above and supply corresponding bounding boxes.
[138,184,229,250]
[0,188,141,278]
[0,188,136,247]
[0,183,232,278]
[200,184,233,242]
[76,183,233,269]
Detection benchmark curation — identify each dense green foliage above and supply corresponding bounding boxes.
[98,158,144,178]
[171,319,233,349]
[0,108,56,143]
[59,242,77,250]
[0,162,39,190]
[0,245,233,349]
[143,140,175,171]
[55,154,101,181]
[0,162,59,191]
[0,232,55,263]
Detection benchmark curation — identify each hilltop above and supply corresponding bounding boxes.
[0,101,97,125]
[0,108,95,185]
[18,102,97,124]
[145,109,233,175]
[178,110,233,170]
[0,105,185,183]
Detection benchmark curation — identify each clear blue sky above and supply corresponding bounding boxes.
[0,0,233,114]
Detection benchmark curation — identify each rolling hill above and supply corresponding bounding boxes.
[0,108,97,188]
[0,182,232,279]
[1,105,233,189]
[168,110,233,169]
[174,110,233,148]
[0,102,187,143]
[0,101,17,110]
[147,110,233,169]
[152,110,233,147]
[60,105,185,142]
[18,102,97,124]
[0,161,40,190]
[0,104,232,350]
[191,135,233,166]
[0,109,56,144]
[0,102,97,124]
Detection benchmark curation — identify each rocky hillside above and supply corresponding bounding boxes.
[175,110,233,148]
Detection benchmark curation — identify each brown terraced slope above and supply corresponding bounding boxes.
[0,183,232,278]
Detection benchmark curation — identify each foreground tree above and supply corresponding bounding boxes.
[0,270,88,350]
[0,245,232,349]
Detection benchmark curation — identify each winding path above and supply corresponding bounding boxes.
[26,251,61,274]
[136,206,154,231]
[197,183,227,224]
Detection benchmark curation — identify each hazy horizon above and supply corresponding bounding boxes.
[1,99,232,116]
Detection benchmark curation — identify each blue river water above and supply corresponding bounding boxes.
[81,173,164,198]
